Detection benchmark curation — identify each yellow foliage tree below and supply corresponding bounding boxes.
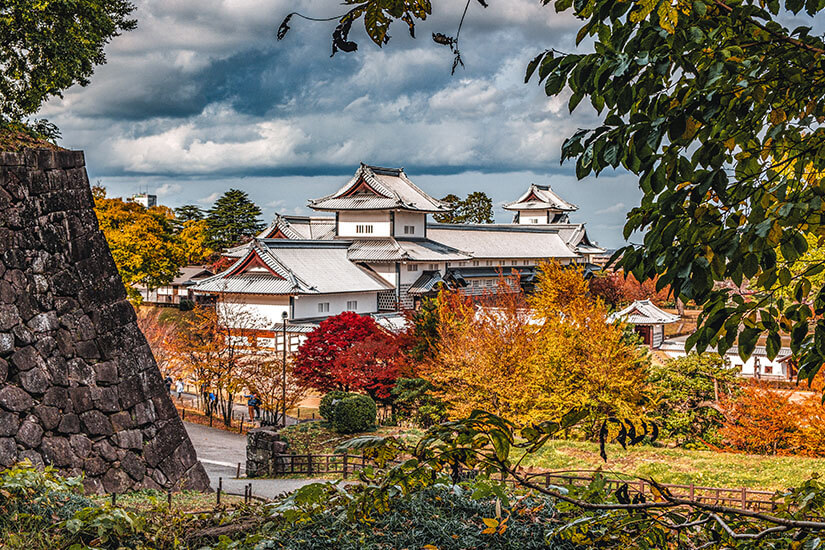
[178,219,214,265]
[421,262,649,434]
[93,187,184,302]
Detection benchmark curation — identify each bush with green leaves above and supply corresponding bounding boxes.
[0,461,93,525]
[332,394,376,434]
[391,378,447,427]
[647,353,741,446]
[318,390,354,421]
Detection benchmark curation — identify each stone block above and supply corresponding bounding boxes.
[0,437,17,467]
[41,437,74,467]
[0,386,33,411]
[69,387,93,412]
[93,439,118,462]
[94,361,118,385]
[20,367,50,394]
[116,429,142,450]
[0,411,19,436]
[33,405,60,430]
[10,345,45,371]
[102,467,131,494]
[110,411,134,431]
[121,451,145,481]
[80,410,112,436]
[69,434,93,458]
[92,386,119,413]
[57,414,80,434]
[16,418,43,448]
[27,312,58,333]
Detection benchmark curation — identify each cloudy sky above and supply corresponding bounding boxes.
[40,0,642,249]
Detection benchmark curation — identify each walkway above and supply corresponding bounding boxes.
[184,421,328,500]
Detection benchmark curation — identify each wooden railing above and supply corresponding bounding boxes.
[270,453,779,511]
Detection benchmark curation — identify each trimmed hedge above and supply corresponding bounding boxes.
[319,391,353,421]
[332,395,377,434]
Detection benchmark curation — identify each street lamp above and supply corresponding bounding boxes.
[281,310,288,429]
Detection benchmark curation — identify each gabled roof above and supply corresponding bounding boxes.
[193,240,392,296]
[309,164,452,213]
[608,300,680,325]
[427,224,580,260]
[258,214,336,240]
[503,184,578,212]
[346,238,471,263]
[171,266,214,286]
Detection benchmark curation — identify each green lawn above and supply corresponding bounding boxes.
[520,439,825,491]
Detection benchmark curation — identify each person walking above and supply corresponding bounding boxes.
[164,375,173,394]
[175,379,184,398]
[246,393,260,422]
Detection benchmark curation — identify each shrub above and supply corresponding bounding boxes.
[0,461,94,525]
[391,378,448,427]
[332,394,377,434]
[647,353,740,446]
[718,382,801,455]
[319,390,353,421]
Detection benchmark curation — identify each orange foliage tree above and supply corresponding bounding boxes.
[166,301,268,426]
[589,270,673,308]
[718,382,801,455]
[420,263,649,434]
[718,381,825,456]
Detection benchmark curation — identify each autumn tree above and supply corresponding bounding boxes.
[421,265,648,432]
[293,311,407,398]
[134,306,178,376]
[93,187,185,302]
[589,271,673,308]
[166,301,267,425]
[177,219,214,265]
[239,355,303,421]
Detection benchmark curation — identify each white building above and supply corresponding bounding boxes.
[193,164,605,349]
[608,300,681,349]
[128,193,157,208]
[659,334,795,380]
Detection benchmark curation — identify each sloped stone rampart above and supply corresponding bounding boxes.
[0,148,210,493]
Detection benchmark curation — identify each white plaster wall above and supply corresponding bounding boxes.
[292,292,379,320]
[661,349,789,378]
[519,211,549,224]
[400,262,428,284]
[394,211,427,237]
[367,262,397,286]
[217,295,289,329]
[338,211,391,237]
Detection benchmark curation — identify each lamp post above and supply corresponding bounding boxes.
[281,310,288,429]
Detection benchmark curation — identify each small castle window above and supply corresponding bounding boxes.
[318,302,330,313]
[356,224,374,234]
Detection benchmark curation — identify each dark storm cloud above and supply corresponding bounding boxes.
[39,0,640,247]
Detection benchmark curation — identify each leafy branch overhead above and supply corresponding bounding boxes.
[0,0,136,120]
[281,0,825,383]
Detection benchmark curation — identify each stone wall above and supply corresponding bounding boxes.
[246,428,288,477]
[0,148,210,493]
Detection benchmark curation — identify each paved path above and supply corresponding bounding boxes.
[184,421,329,500]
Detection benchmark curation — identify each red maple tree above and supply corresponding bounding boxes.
[293,311,408,398]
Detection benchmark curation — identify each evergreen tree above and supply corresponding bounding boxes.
[175,204,205,223]
[460,191,494,224]
[433,194,462,223]
[433,192,494,224]
[205,189,263,250]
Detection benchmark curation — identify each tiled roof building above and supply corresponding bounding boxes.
[193,164,605,347]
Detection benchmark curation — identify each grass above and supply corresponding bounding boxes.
[282,423,825,491]
[90,489,243,513]
[521,439,825,491]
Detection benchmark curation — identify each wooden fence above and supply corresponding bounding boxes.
[271,453,778,511]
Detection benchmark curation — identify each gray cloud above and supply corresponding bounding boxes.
[41,0,640,248]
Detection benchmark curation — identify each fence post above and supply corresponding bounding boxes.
[307,454,313,475]
[236,462,241,479]
[689,483,695,501]
[639,480,645,497]
[343,454,348,479]
[217,477,222,505]
[741,487,747,509]
[239,414,244,434]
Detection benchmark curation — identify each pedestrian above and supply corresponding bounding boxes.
[246,392,259,421]
[208,391,216,415]
[164,375,173,394]
[253,393,261,420]
[175,379,184,398]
